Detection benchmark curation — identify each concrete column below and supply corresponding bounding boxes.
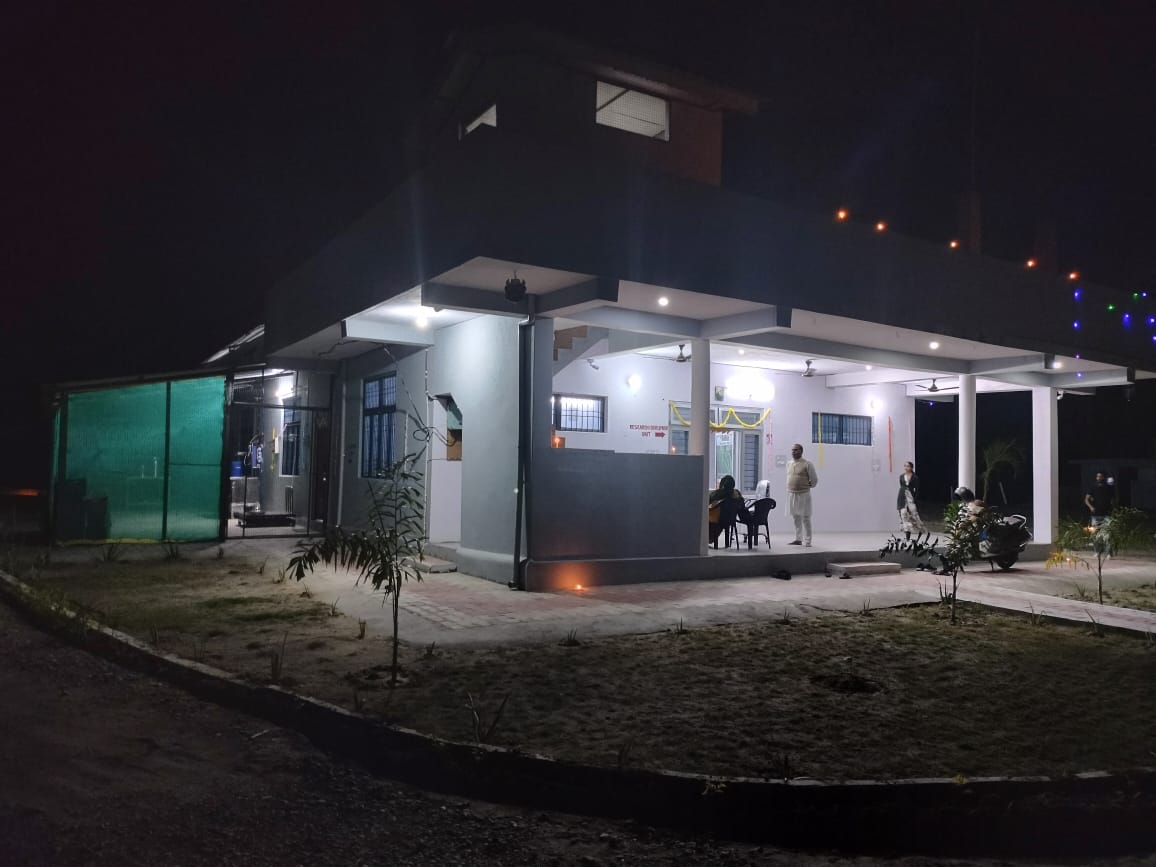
[957,373,976,495]
[1031,386,1058,545]
[690,338,711,554]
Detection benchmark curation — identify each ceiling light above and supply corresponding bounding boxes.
[875,221,887,232]
[657,296,669,307]
[865,365,873,371]
[737,348,745,355]
[836,208,849,221]
[928,341,940,350]
[949,240,960,249]
[1068,271,1079,280]
[1026,258,1037,269]
[415,316,429,329]
[1053,360,1063,369]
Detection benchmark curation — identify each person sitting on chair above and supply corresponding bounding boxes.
[708,475,751,546]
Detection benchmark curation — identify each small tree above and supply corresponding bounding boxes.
[979,438,1024,504]
[881,502,998,624]
[288,453,425,687]
[1048,506,1149,605]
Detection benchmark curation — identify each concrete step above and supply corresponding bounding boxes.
[416,558,458,574]
[826,561,902,579]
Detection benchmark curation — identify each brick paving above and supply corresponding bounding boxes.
[263,540,1156,646]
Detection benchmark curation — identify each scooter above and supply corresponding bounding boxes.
[954,486,1033,571]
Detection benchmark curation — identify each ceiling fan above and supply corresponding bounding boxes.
[914,378,942,393]
[801,359,816,378]
[674,343,692,363]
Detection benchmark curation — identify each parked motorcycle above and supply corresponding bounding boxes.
[953,486,1033,571]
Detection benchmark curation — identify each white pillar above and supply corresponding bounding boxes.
[690,338,711,554]
[1031,386,1058,545]
[957,373,976,495]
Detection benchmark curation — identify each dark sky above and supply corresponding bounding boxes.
[4,1,1156,486]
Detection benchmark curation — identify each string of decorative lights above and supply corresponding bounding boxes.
[832,206,1156,351]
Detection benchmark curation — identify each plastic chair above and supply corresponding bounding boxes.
[741,497,776,548]
[711,497,743,549]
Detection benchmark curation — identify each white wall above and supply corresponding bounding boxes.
[552,350,916,532]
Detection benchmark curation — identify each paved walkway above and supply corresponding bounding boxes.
[216,539,1156,646]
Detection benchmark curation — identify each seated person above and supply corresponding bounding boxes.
[708,475,752,544]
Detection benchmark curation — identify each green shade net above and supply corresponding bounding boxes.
[167,377,226,540]
[54,376,224,541]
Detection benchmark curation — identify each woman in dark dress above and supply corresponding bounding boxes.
[897,461,926,538]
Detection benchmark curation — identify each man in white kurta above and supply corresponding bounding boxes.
[786,443,819,546]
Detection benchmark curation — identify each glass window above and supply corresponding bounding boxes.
[463,104,497,137]
[595,82,669,141]
[362,374,397,477]
[281,405,301,477]
[811,412,872,446]
[552,393,606,433]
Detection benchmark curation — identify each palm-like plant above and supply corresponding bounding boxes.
[979,438,1024,503]
[1048,506,1150,605]
[288,453,425,687]
[882,502,998,624]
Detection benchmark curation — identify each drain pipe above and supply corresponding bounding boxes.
[422,349,434,541]
[335,360,348,528]
[510,297,536,590]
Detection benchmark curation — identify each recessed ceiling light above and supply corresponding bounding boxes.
[929,341,940,350]
[657,296,669,307]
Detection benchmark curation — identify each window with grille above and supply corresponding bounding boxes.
[462,104,497,137]
[362,374,397,477]
[811,412,872,446]
[552,393,606,432]
[280,405,301,477]
[595,82,669,141]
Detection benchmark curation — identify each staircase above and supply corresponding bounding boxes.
[553,326,609,375]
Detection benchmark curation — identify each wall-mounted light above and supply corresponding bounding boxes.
[836,208,849,221]
[928,341,940,350]
[657,296,670,307]
[875,221,887,232]
[949,239,960,249]
[626,374,642,392]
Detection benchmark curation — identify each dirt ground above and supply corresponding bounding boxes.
[13,547,1156,784]
[9,598,981,866]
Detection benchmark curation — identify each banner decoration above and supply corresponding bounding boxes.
[668,402,771,431]
[816,411,823,466]
[887,416,894,474]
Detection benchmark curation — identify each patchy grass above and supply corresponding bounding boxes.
[15,554,1156,782]
[1085,582,1156,613]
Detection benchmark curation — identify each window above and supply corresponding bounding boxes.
[812,412,872,446]
[669,429,689,455]
[595,81,669,140]
[280,405,301,477]
[552,393,606,432]
[462,104,497,137]
[362,374,397,477]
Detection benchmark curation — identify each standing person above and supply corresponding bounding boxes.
[1085,471,1114,527]
[786,443,818,546]
[897,461,926,539]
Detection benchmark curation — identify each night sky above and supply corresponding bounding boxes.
[5,1,1156,488]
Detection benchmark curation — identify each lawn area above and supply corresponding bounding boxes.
[9,548,1156,783]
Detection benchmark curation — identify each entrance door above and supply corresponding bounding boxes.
[712,429,761,493]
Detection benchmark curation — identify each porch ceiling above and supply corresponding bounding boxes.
[270,255,1140,395]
